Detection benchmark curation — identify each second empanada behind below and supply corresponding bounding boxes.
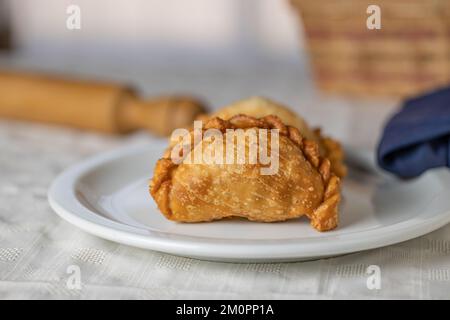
[201,96,347,178]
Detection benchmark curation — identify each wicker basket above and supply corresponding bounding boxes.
[291,0,450,97]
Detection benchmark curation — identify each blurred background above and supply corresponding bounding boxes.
[2,0,302,64]
[0,0,322,124]
[0,0,449,146]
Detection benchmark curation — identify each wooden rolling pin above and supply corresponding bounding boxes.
[0,71,207,136]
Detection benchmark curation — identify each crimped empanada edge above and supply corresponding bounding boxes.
[149,114,341,231]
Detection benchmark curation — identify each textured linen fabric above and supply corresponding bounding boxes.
[2,122,450,300]
[0,57,449,299]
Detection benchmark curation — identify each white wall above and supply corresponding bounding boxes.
[6,0,304,64]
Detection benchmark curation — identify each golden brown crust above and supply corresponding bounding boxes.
[150,114,341,231]
[198,97,347,178]
[200,97,316,139]
[320,133,347,178]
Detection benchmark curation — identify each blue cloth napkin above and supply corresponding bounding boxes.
[377,86,450,178]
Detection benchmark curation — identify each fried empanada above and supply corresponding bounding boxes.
[201,97,347,178]
[150,114,341,231]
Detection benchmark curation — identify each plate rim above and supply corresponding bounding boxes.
[48,142,450,261]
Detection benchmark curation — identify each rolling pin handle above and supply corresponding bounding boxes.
[119,95,207,136]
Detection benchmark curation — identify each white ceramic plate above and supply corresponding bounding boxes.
[48,141,450,262]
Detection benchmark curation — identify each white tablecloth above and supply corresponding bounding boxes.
[1,55,449,299]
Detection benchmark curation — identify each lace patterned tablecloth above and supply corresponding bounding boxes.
[0,60,449,299]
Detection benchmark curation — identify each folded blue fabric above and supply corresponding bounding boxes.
[377,86,450,178]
